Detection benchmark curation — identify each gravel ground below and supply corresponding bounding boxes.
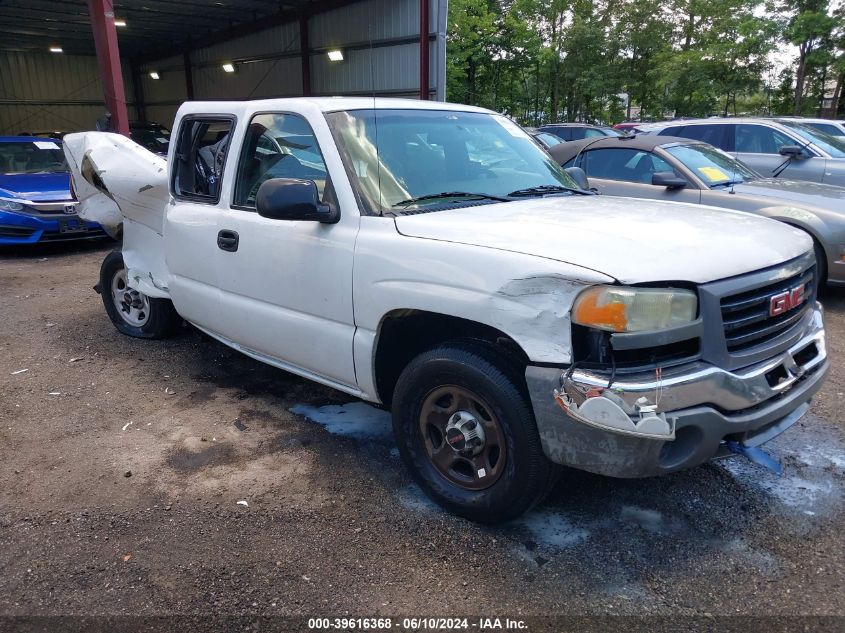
[0,242,843,630]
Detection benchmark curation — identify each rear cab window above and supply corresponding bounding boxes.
[172,117,235,203]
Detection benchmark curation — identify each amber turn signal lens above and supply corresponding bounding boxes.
[572,287,628,331]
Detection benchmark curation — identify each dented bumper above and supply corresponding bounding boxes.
[526,306,828,478]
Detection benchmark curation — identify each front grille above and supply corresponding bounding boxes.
[22,201,76,215]
[720,265,815,352]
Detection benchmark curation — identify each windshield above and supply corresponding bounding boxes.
[664,143,759,186]
[778,121,845,158]
[325,109,579,213]
[535,132,563,147]
[0,140,68,174]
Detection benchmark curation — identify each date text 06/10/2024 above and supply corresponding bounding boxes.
[307,617,528,630]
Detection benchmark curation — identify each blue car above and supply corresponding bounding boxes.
[0,136,107,244]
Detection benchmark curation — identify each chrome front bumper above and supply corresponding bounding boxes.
[568,308,826,414]
[526,305,828,478]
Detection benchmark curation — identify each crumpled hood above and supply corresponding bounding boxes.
[394,196,812,284]
[732,178,845,208]
[0,172,71,201]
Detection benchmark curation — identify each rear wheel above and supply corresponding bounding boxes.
[100,250,180,338]
[392,342,559,523]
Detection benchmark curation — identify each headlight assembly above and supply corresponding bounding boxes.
[0,199,25,212]
[572,286,697,333]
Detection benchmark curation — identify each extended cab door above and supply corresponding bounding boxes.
[215,111,359,389]
[164,115,236,336]
[577,147,702,203]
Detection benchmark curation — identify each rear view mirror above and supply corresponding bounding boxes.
[652,171,688,189]
[256,178,339,224]
[564,166,590,190]
[779,145,806,158]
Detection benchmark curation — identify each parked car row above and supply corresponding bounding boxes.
[549,135,845,285]
[528,115,845,287]
[638,118,845,187]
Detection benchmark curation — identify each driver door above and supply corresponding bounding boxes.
[215,111,359,389]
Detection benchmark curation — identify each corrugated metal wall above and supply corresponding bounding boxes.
[139,0,446,118]
[0,51,136,135]
[0,0,447,135]
[139,55,186,130]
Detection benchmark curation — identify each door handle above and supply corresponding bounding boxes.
[217,229,239,252]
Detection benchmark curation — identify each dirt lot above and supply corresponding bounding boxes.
[1,242,843,630]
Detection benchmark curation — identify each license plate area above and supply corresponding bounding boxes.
[59,217,87,233]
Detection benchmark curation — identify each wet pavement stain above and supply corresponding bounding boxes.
[165,443,237,474]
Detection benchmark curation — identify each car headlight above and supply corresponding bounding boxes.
[0,199,24,212]
[572,286,697,333]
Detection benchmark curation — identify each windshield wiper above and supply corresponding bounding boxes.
[393,191,509,208]
[507,184,589,197]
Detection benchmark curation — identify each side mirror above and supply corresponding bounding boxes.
[564,166,590,190]
[256,178,339,224]
[652,171,688,189]
[779,145,805,158]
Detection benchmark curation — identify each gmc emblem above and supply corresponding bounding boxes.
[769,284,806,317]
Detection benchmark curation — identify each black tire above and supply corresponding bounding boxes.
[392,341,560,523]
[99,250,181,338]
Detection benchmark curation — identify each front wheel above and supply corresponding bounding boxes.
[99,250,181,338]
[392,342,559,523]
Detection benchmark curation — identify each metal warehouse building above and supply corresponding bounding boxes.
[0,0,448,135]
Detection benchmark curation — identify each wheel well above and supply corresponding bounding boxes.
[781,222,827,283]
[373,310,528,408]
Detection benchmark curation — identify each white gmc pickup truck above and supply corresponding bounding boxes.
[64,98,828,523]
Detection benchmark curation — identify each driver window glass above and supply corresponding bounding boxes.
[172,118,233,203]
[735,125,792,154]
[233,113,328,209]
[583,148,674,183]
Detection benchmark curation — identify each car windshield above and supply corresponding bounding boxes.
[805,121,844,138]
[325,109,580,214]
[664,142,759,186]
[535,132,563,147]
[0,140,68,174]
[778,121,845,158]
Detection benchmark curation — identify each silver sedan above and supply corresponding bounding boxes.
[550,135,845,286]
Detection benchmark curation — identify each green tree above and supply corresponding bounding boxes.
[781,0,838,114]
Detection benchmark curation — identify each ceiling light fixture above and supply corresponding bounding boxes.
[222,62,235,73]
[327,50,344,62]
[149,71,160,80]
[114,19,127,27]
[49,46,63,53]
